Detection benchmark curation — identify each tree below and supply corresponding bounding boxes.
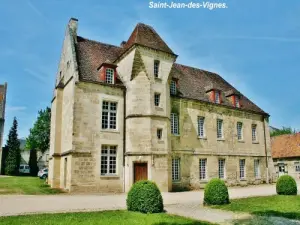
[26,107,51,153]
[28,149,39,176]
[270,127,296,137]
[5,117,21,175]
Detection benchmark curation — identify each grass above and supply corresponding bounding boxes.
[212,195,300,220]
[0,176,63,195]
[0,210,215,225]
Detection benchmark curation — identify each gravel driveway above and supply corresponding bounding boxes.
[0,182,299,224]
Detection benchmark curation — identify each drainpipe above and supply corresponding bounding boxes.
[262,116,269,184]
[123,88,126,192]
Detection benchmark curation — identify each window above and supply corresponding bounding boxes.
[235,96,240,107]
[198,117,205,138]
[172,158,180,181]
[154,60,160,78]
[105,68,114,84]
[46,154,49,162]
[254,159,260,178]
[171,113,179,135]
[170,80,177,95]
[199,159,207,180]
[102,101,117,129]
[101,145,117,175]
[218,159,225,179]
[295,162,300,172]
[237,122,243,140]
[239,159,246,179]
[157,129,162,139]
[217,119,223,139]
[215,91,220,103]
[252,124,257,142]
[154,93,160,106]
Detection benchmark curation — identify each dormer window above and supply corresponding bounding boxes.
[234,96,240,107]
[105,68,114,84]
[170,79,177,95]
[215,91,221,103]
[154,60,160,78]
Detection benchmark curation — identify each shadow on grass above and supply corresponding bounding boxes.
[251,211,300,220]
[231,215,300,225]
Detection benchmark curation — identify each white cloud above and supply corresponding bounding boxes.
[6,106,27,112]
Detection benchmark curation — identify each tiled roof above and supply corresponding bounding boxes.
[74,25,267,115]
[123,23,175,55]
[271,133,300,159]
[76,36,124,84]
[170,63,267,114]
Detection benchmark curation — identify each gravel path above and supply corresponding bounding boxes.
[0,183,300,224]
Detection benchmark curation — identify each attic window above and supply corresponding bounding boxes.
[105,68,114,84]
[234,95,240,107]
[215,91,221,104]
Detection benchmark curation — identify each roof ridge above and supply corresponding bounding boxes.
[174,63,220,76]
[77,36,121,49]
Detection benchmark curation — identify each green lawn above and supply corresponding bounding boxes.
[212,195,300,220]
[0,176,63,195]
[0,210,215,225]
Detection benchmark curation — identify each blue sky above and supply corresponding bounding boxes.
[0,0,299,145]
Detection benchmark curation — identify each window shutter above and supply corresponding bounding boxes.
[210,91,215,102]
[232,95,235,106]
[99,67,106,81]
[219,91,222,103]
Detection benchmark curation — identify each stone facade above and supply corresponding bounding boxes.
[0,83,7,174]
[273,158,300,180]
[48,19,274,193]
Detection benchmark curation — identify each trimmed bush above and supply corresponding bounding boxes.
[203,178,230,205]
[127,180,163,213]
[276,175,297,195]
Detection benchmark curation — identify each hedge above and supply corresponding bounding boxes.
[203,178,230,205]
[276,175,297,195]
[127,180,164,213]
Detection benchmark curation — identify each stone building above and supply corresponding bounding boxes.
[272,133,300,180]
[0,83,7,173]
[48,18,274,193]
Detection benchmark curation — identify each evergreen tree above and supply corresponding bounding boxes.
[5,117,20,175]
[28,149,39,176]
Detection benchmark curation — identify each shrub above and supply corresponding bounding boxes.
[126,180,163,213]
[203,178,230,205]
[276,175,297,195]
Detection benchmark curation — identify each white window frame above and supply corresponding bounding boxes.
[102,101,117,130]
[218,159,225,179]
[215,91,220,103]
[105,68,114,84]
[252,124,257,142]
[198,117,205,138]
[170,80,177,95]
[239,159,246,179]
[101,145,117,176]
[154,60,160,78]
[237,122,243,140]
[171,113,179,135]
[199,159,207,180]
[154,93,160,107]
[172,158,180,182]
[254,159,260,178]
[217,119,223,139]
